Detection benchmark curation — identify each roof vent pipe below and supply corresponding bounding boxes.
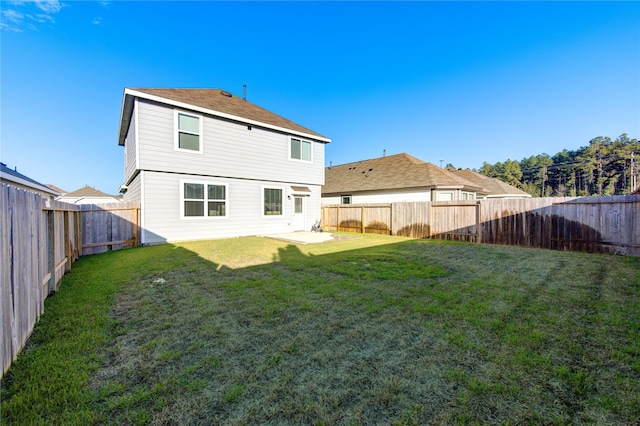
[243,84,246,101]
[383,149,386,157]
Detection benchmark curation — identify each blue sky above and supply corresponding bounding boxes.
[2,1,639,194]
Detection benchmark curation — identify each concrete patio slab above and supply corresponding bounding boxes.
[264,232,360,245]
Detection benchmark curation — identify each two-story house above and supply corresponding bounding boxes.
[117,88,330,244]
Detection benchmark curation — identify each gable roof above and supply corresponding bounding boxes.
[448,169,532,198]
[0,162,60,196]
[61,185,118,199]
[322,153,482,195]
[118,88,330,146]
[45,184,67,196]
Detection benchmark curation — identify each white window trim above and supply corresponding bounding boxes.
[288,136,313,163]
[461,191,476,200]
[434,191,454,201]
[180,180,229,219]
[261,185,285,218]
[174,109,204,154]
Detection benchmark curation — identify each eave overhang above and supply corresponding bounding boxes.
[118,89,331,146]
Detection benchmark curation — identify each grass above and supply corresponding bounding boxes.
[2,234,640,424]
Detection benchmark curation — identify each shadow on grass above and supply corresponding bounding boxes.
[2,235,640,425]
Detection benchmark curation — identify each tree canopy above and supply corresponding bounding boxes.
[476,134,639,197]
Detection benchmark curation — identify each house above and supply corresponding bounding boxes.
[448,169,532,199]
[0,162,60,199]
[117,88,331,244]
[46,184,67,196]
[56,185,122,204]
[322,153,483,204]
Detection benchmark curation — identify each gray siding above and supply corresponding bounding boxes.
[124,103,138,183]
[123,173,141,203]
[141,171,321,244]
[136,100,325,186]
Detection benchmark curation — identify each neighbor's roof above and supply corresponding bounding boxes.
[45,184,67,196]
[60,185,118,199]
[322,153,483,195]
[449,169,532,198]
[0,162,60,196]
[118,88,330,145]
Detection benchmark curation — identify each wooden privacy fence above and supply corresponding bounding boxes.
[322,194,640,256]
[322,204,393,235]
[1,183,140,377]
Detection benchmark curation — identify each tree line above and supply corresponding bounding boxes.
[475,134,639,197]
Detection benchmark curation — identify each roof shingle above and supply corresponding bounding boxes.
[322,153,482,195]
[62,185,117,199]
[119,88,328,145]
[448,169,531,197]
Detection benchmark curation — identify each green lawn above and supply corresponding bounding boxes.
[2,234,640,425]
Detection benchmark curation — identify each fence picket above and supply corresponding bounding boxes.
[1,183,140,377]
[323,195,640,256]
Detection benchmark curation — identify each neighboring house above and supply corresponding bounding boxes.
[322,153,483,204]
[117,88,331,244]
[448,169,532,199]
[57,185,122,204]
[46,184,67,197]
[0,162,60,199]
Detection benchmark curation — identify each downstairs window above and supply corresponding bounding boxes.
[182,182,227,218]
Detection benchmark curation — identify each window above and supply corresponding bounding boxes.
[341,195,352,205]
[462,192,475,200]
[182,182,227,218]
[175,111,202,152]
[263,188,283,216]
[435,191,454,201]
[290,137,312,161]
[207,185,227,216]
[294,197,303,214]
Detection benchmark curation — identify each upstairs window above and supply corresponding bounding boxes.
[290,137,312,162]
[182,182,227,218]
[175,111,202,153]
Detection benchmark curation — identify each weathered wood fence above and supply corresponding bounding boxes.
[322,195,640,256]
[1,183,139,377]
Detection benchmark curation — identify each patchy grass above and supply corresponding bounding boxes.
[2,234,640,425]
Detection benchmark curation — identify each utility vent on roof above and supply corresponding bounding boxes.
[220,90,232,97]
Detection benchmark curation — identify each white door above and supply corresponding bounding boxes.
[293,196,305,231]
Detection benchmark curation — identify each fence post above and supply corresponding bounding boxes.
[361,206,365,234]
[336,206,341,232]
[46,210,55,295]
[64,211,71,272]
[133,208,139,247]
[428,202,433,238]
[476,201,482,243]
[75,210,82,258]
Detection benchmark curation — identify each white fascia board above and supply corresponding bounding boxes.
[124,88,332,143]
[432,185,464,190]
[117,90,132,146]
[485,194,532,199]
